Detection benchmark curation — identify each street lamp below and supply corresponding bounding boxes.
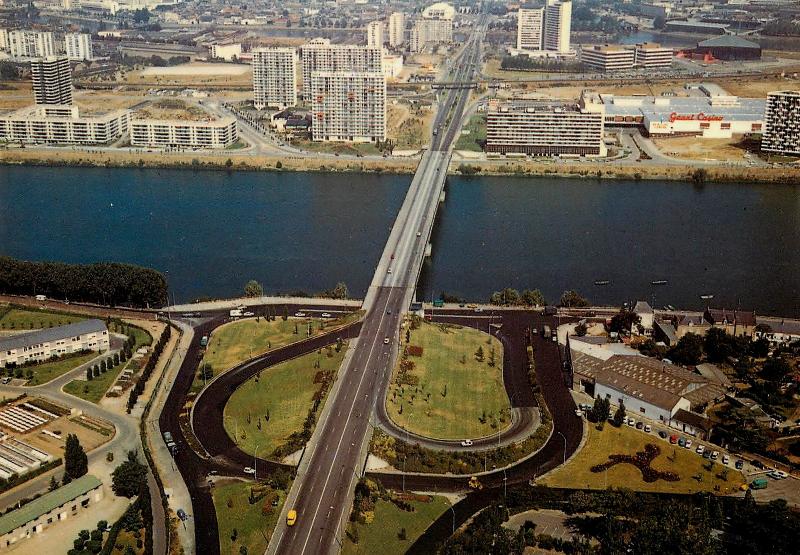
[557,431,566,465]
[449,504,455,535]
[254,444,259,482]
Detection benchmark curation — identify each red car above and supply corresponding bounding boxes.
[669,434,678,444]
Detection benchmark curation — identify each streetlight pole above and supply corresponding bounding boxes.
[254,444,258,481]
[449,504,455,535]
[557,431,566,465]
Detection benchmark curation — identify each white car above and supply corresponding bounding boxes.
[769,470,788,480]
[321,312,331,318]
[460,439,473,447]
[685,439,693,449]
[384,337,390,344]
[711,451,719,460]
[722,454,730,465]
[627,418,635,427]
[243,311,254,317]
[243,467,255,475]
[387,268,393,274]
[644,425,652,433]
[696,445,705,455]
[416,231,422,237]
[575,409,583,417]
[294,312,306,317]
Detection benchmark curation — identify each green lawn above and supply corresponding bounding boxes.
[343,496,451,555]
[387,321,508,440]
[224,344,347,458]
[454,114,486,152]
[541,424,745,495]
[0,308,85,331]
[212,480,286,555]
[21,352,97,386]
[196,314,356,393]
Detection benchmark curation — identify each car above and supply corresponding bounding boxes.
[635,421,643,430]
[669,434,678,444]
[627,418,635,427]
[386,309,392,315]
[271,498,279,507]
[532,328,538,335]
[474,307,483,313]
[387,268,393,274]
[703,450,712,459]
[243,311,254,317]
[685,439,693,449]
[659,430,668,439]
[208,470,218,476]
[294,312,306,317]
[416,231,422,237]
[460,439,473,447]
[0,377,10,385]
[287,509,297,526]
[243,467,255,475]
[390,253,395,260]
[321,312,331,318]
[751,459,766,470]
[575,409,583,417]
[722,454,730,465]
[644,425,652,433]
[696,445,705,455]
[769,470,788,479]
[711,451,719,460]
[678,437,686,447]
[466,304,477,309]
[384,337,390,344]
[551,335,557,342]
[735,459,744,470]
[177,509,187,521]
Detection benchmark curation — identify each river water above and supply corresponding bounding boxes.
[1,166,799,315]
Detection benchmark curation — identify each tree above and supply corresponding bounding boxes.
[330,282,348,299]
[575,322,588,337]
[49,475,59,491]
[591,395,610,424]
[761,356,791,381]
[704,327,741,362]
[111,451,148,498]
[559,290,589,308]
[244,280,264,298]
[489,288,520,306]
[475,346,484,361]
[668,333,704,366]
[64,434,88,483]
[609,309,641,335]
[87,367,93,381]
[612,401,626,427]
[520,289,545,307]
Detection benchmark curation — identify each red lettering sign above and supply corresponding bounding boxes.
[669,112,724,123]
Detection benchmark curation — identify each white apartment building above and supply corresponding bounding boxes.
[31,57,73,106]
[517,8,544,51]
[210,43,242,61]
[130,117,238,149]
[486,103,605,157]
[299,40,383,98]
[634,42,673,68]
[310,71,386,143]
[0,104,130,145]
[366,20,383,48]
[580,45,635,71]
[762,90,800,156]
[543,0,572,53]
[252,47,297,110]
[410,2,455,52]
[8,30,56,59]
[0,29,8,52]
[64,33,93,61]
[388,12,405,47]
[0,320,109,368]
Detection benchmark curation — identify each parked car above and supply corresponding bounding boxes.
[244,467,256,475]
[321,312,332,318]
[575,409,583,417]
[678,437,686,448]
[177,509,187,521]
[722,454,730,465]
[636,422,643,430]
[644,425,652,433]
[659,430,668,439]
[751,459,766,470]
[669,434,678,444]
[294,312,306,317]
[685,439,693,449]
[696,445,705,455]
[711,451,719,460]
[627,418,636,427]
[703,450,712,459]
[768,470,788,480]
[460,439,473,447]
[735,459,744,470]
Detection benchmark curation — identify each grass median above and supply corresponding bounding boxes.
[387,320,509,440]
[223,343,347,460]
[213,480,287,555]
[541,423,745,494]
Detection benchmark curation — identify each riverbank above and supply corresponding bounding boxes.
[3,147,800,184]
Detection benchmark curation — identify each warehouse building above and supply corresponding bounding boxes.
[0,475,103,549]
[0,105,129,145]
[695,35,761,61]
[485,103,605,157]
[761,90,800,156]
[0,319,109,368]
[130,117,238,149]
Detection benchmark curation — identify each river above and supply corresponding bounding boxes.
[1,166,799,315]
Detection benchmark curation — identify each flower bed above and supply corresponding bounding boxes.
[590,443,680,483]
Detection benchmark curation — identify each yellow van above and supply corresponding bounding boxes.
[287,509,297,526]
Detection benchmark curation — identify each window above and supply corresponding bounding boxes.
[47,518,52,524]
[71,505,77,511]
[81,499,89,508]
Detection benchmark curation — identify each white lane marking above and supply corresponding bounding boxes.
[298,291,393,555]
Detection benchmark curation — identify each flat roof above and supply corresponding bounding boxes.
[599,94,765,123]
[0,475,102,536]
[698,35,759,49]
[0,319,106,352]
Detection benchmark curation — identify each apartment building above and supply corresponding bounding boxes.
[8,30,56,59]
[30,57,73,106]
[543,0,572,54]
[486,103,605,156]
[410,2,454,53]
[0,29,8,52]
[129,117,238,149]
[64,33,92,61]
[762,91,800,156]
[0,104,130,145]
[580,45,635,71]
[634,42,673,68]
[517,8,544,51]
[252,47,297,110]
[299,40,382,98]
[310,71,386,143]
[388,12,405,47]
[366,20,383,48]
[0,319,109,368]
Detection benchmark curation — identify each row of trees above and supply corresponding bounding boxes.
[0,256,168,308]
[126,325,171,412]
[242,280,348,300]
[85,350,127,382]
[489,288,545,307]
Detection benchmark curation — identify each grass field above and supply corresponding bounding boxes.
[224,344,347,458]
[455,114,486,152]
[541,424,745,494]
[387,321,509,440]
[343,496,451,555]
[292,139,382,156]
[21,353,97,386]
[212,480,285,555]
[0,308,85,331]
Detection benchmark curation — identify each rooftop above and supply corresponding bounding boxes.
[0,475,102,536]
[697,35,760,49]
[0,319,106,352]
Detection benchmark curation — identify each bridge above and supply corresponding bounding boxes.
[268,20,487,555]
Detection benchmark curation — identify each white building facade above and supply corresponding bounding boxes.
[388,12,405,47]
[8,30,56,59]
[252,47,297,110]
[30,57,73,106]
[210,43,242,61]
[130,117,238,149]
[410,2,454,52]
[0,105,130,145]
[64,33,93,61]
[580,45,635,71]
[517,8,544,51]
[762,90,800,156]
[299,40,383,98]
[366,20,383,48]
[634,42,673,68]
[0,319,109,368]
[543,0,572,54]
[310,71,386,143]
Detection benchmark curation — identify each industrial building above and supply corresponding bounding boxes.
[310,71,386,142]
[299,40,383,99]
[0,105,130,145]
[514,0,572,56]
[388,12,406,47]
[130,117,238,149]
[0,319,109,368]
[410,2,454,52]
[64,33,93,61]
[0,475,103,549]
[761,91,800,156]
[366,20,383,49]
[252,47,297,110]
[210,43,242,61]
[31,57,73,106]
[8,30,56,59]
[694,35,761,61]
[485,103,605,157]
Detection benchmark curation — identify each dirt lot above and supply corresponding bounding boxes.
[0,82,34,110]
[710,74,800,98]
[121,62,253,88]
[388,102,433,149]
[133,98,214,122]
[75,90,148,114]
[652,136,750,161]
